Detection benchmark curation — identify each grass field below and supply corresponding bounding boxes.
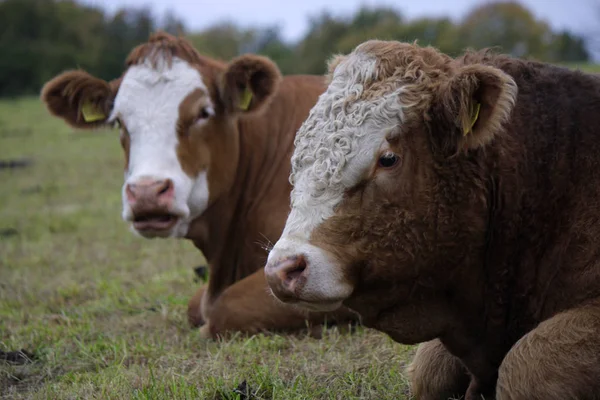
[0,97,415,399]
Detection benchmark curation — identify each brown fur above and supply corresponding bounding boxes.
[175,87,214,178]
[126,31,221,71]
[299,40,600,398]
[40,31,358,339]
[119,124,131,170]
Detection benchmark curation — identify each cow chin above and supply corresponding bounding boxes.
[287,298,346,313]
[122,204,191,239]
[128,218,187,239]
[265,239,354,312]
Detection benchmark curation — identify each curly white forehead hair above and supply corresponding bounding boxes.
[289,48,410,207]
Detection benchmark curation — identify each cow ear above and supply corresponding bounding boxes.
[220,54,282,115]
[41,70,119,129]
[433,64,518,152]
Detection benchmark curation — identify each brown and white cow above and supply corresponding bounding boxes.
[265,39,600,399]
[40,31,357,339]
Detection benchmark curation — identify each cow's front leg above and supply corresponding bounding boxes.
[197,268,357,339]
[197,268,309,339]
[406,339,470,400]
[497,299,600,400]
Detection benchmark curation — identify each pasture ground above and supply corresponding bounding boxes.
[2,63,599,399]
[0,98,414,399]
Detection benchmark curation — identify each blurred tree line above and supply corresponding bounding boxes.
[0,0,592,97]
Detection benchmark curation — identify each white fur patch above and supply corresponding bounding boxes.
[267,49,412,307]
[110,55,212,237]
[283,52,407,239]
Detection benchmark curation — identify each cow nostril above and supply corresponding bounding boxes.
[126,184,136,202]
[157,179,173,197]
[265,255,309,299]
[284,257,307,285]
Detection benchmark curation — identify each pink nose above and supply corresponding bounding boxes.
[264,255,308,302]
[126,178,174,206]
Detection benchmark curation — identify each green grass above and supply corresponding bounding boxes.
[0,97,415,399]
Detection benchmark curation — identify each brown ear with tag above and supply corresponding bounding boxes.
[41,70,120,129]
[220,54,282,115]
[434,64,518,153]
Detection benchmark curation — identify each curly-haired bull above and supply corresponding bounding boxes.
[265,40,600,399]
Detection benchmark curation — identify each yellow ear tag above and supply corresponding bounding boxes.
[239,87,253,111]
[81,100,106,123]
[463,102,481,136]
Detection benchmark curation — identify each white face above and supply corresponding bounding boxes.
[110,56,213,238]
[267,50,408,309]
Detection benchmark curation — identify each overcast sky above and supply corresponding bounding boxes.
[82,0,599,59]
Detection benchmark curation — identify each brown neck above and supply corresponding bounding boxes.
[186,75,325,301]
[440,64,600,383]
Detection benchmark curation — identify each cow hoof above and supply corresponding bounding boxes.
[187,299,205,328]
[199,322,213,339]
[188,313,205,328]
[187,302,205,328]
[187,285,207,328]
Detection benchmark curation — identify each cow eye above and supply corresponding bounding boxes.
[197,106,214,121]
[378,152,399,168]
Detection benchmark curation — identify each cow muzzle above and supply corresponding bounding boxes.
[264,251,350,312]
[125,178,180,235]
